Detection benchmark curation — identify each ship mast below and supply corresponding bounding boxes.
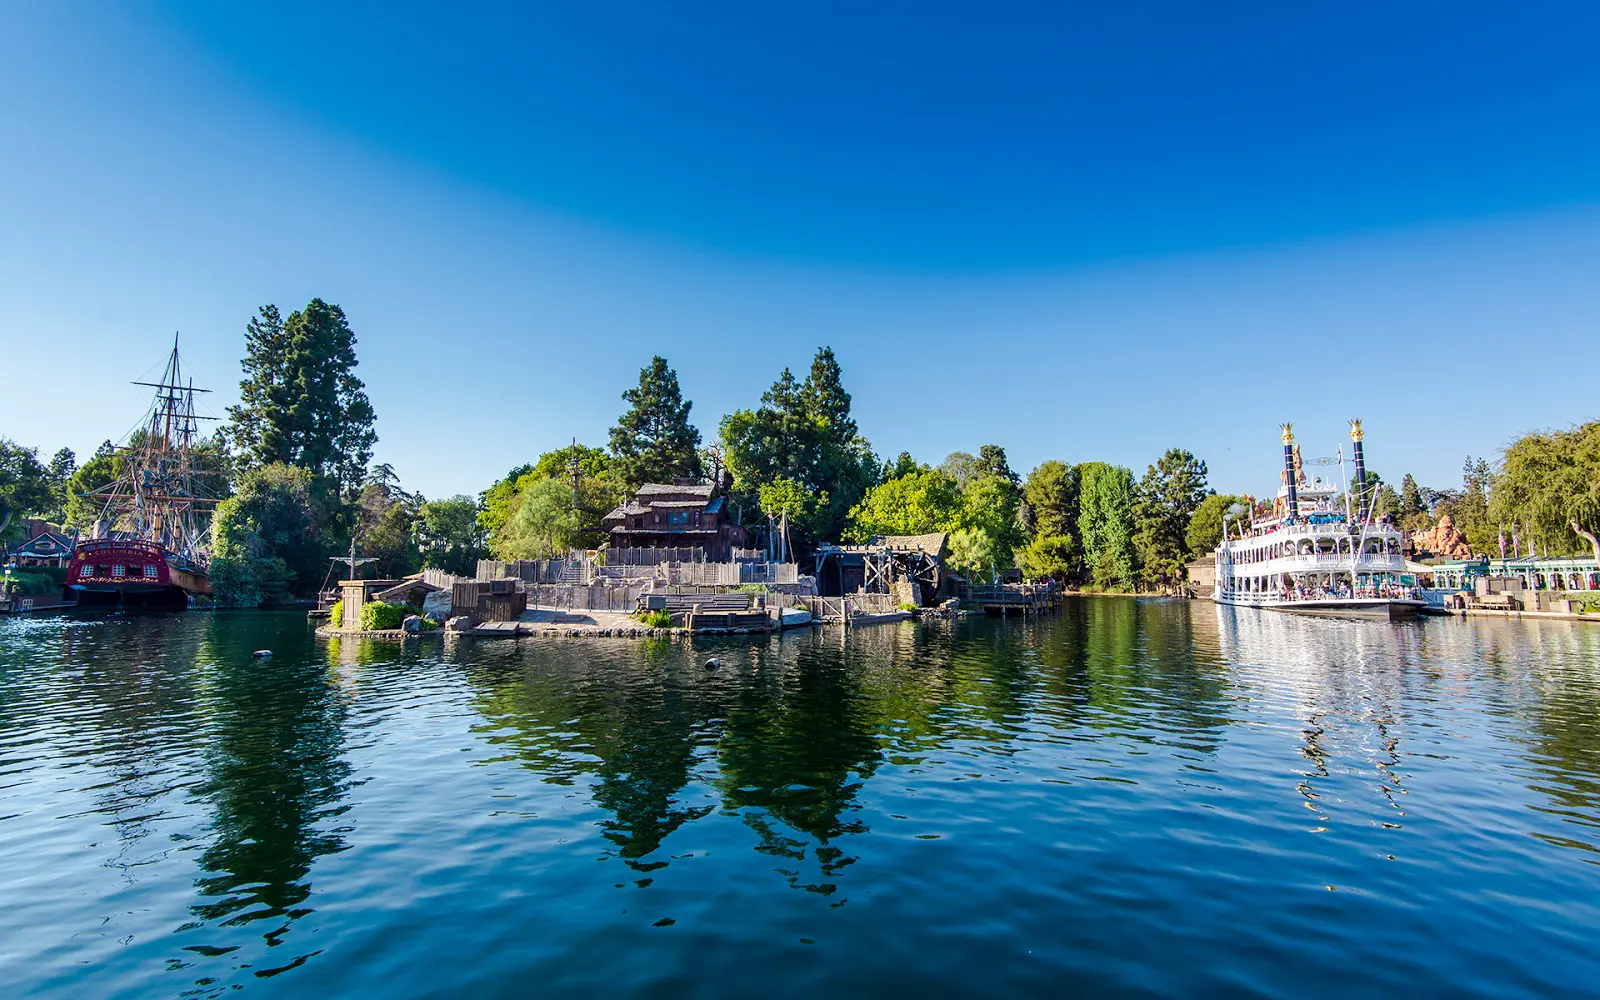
[86,335,220,565]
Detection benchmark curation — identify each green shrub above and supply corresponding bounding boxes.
[360,601,411,631]
[636,608,672,628]
[5,569,64,596]
[897,601,919,613]
[328,599,344,627]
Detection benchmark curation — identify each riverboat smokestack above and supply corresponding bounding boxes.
[1349,418,1368,524]
[1280,423,1299,521]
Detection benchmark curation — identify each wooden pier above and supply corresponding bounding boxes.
[962,583,1063,615]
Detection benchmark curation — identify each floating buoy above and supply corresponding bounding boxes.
[704,658,722,670]
[252,649,273,658]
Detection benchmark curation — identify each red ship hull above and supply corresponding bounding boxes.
[65,539,212,609]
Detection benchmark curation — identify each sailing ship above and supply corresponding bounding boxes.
[65,337,218,608]
[1212,421,1425,619]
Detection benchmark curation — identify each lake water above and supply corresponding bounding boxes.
[3,602,1598,998]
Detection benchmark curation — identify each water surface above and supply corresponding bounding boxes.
[3,601,1598,997]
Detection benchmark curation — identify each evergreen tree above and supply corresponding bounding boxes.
[1021,460,1082,579]
[609,356,702,487]
[42,447,76,522]
[719,347,877,547]
[226,300,377,498]
[1134,449,1209,592]
[976,444,1019,486]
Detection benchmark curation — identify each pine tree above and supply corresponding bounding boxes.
[226,300,377,498]
[799,346,857,446]
[609,356,702,487]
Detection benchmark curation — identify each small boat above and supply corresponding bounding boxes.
[779,607,814,629]
[1211,421,1426,620]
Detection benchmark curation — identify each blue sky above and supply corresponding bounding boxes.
[2,2,1597,500]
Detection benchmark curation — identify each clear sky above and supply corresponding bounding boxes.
[2,2,1597,500]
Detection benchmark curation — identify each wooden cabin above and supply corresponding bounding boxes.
[602,480,751,562]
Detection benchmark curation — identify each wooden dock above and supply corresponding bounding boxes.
[963,584,1062,615]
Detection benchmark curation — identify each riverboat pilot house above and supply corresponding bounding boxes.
[603,480,751,562]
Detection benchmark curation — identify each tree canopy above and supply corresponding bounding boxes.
[1077,462,1138,590]
[1134,448,1209,592]
[1491,421,1600,562]
[0,439,52,539]
[210,463,326,606]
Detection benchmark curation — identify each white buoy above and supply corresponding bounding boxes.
[704,657,722,670]
[252,649,273,658]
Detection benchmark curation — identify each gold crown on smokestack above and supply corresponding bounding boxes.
[1280,422,1294,445]
[1349,418,1364,442]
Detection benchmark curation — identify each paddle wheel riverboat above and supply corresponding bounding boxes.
[65,337,218,608]
[1212,421,1425,619]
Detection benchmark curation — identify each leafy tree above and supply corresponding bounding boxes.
[1186,494,1245,556]
[939,452,981,490]
[1077,462,1138,590]
[947,526,997,581]
[1021,461,1081,574]
[953,472,1024,568]
[1134,449,1209,591]
[418,496,485,575]
[609,356,702,487]
[62,446,126,534]
[480,445,626,560]
[845,468,962,542]
[0,439,52,538]
[1016,533,1077,582]
[210,463,327,606]
[496,477,597,559]
[225,300,377,498]
[356,471,421,579]
[479,463,535,540]
[1491,421,1600,563]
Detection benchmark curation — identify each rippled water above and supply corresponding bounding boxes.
[3,601,1599,997]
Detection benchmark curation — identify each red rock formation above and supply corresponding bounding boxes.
[1416,514,1473,558]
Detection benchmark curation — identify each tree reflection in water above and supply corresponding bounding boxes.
[182,615,353,983]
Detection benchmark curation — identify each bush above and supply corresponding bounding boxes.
[636,608,672,628]
[897,601,919,613]
[328,599,344,627]
[360,601,411,631]
[5,568,65,596]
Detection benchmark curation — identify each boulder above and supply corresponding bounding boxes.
[446,615,475,632]
[402,615,423,633]
[422,590,452,620]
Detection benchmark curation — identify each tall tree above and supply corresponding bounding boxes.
[720,347,877,547]
[798,346,857,444]
[1132,449,1210,592]
[1077,462,1138,590]
[609,356,702,487]
[1018,460,1082,581]
[1491,421,1600,563]
[42,447,76,522]
[0,439,52,538]
[226,300,377,498]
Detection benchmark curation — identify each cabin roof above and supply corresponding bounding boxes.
[634,482,715,498]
